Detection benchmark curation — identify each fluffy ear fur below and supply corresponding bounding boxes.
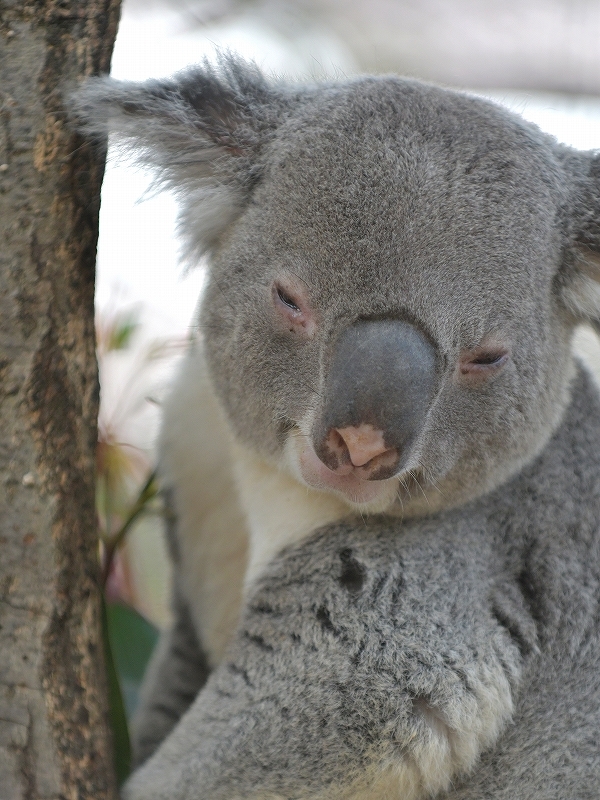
[71,55,291,259]
[559,149,600,326]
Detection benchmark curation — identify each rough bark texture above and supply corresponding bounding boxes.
[0,2,121,798]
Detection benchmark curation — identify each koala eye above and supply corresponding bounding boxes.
[271,279,316,337]
[276,286,301,312]
[470,353,507,366]
[459,347,509,378]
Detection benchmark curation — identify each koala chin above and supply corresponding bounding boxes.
[73,55,600,799]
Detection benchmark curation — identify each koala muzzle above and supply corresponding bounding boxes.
[313,320,438,480]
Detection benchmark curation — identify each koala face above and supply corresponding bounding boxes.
[201,79,575,514]
[73,59,600,516]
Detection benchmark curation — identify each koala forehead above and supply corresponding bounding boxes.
[221,77,565,340]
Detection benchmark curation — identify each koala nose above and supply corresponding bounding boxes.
[313,319,438,480]
[331,424,390,467]
[324,424,400,478]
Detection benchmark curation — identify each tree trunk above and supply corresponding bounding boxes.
[0,2,121,798]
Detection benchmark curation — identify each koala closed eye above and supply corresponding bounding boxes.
[275,285,300,312]
[271,279,316,336]
[458,347,510,379]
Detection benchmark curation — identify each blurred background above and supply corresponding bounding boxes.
[97,0,600,754]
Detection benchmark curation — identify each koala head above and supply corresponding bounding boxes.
[74,56,600,516]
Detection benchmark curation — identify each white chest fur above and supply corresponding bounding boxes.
[232,444,349,589]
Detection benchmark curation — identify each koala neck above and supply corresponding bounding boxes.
[231,443,349,588]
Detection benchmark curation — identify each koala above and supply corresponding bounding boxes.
[73,57,600,798]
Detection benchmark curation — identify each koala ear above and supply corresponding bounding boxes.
[71,55,289,259]
[558,150,600,325]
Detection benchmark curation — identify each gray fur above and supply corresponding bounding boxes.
[126,370,600,799]
[72,57,600,797]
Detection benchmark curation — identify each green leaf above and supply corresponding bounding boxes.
[106,601,159,717]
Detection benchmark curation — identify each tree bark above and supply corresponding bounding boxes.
[0,2,121,798]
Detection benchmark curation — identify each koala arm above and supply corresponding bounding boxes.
[124,516,530,800]
[445,644,600,800]
[129,587,210,767]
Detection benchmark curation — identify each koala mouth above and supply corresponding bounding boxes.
[287,431,400,511]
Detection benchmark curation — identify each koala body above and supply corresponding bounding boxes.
[73,59,600,797]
